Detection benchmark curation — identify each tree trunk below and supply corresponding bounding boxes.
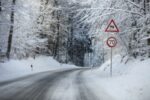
[6,0,16,59]
[53,0,60,59]
[148,0,150,12]
[54,10,60,59]
[144,0,146,15]
[0,0,1,12]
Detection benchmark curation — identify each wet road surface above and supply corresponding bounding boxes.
[0,68,104,100]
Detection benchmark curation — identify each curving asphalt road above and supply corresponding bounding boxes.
[0,68,104,100]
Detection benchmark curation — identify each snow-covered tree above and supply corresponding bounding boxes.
[78,0,150,66]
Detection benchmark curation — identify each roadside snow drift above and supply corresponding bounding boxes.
[0,56,76,82]
[84,55,150,100]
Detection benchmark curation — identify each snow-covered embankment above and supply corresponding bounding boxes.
[0,56,76,82]
[84,55,150,100]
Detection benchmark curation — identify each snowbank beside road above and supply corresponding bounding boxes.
[0,56,77,82]
[84,55,150,100]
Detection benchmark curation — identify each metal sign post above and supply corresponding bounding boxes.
[110,48,112,76]
[105,19,119,77]
[107,37,117,76]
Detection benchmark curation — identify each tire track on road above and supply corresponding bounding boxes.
[75,70,100,100]
[0,68,81,100]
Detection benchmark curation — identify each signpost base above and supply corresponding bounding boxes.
[110,48,112,77]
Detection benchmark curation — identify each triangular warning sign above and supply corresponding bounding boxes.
[105,19,119,32]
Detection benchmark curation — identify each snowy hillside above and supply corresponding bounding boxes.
[84,55,150,100]
[0,56,77,82]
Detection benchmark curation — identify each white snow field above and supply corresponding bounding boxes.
[0,55,150,100]
[0,56,77,82]
[84,55,150,100]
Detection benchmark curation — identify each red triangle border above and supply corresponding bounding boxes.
[105,19,119,32]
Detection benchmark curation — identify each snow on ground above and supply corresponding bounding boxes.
[0,56,77,82]
[1,54,150,100]
[84,55,150,100]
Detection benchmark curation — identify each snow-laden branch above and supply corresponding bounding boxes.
[125,0,144,10]
[73,7,143,16]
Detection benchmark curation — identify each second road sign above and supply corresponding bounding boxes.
[107,37,117,48]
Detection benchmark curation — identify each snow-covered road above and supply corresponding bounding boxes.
[0,68,112,100]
